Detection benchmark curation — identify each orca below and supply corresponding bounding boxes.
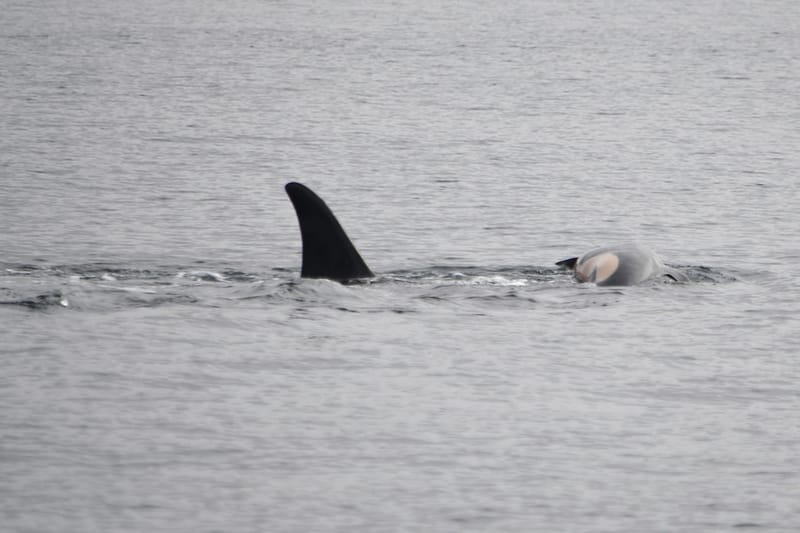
[285,182,374,281]
[285,182,686,286]
[556,244,688,286]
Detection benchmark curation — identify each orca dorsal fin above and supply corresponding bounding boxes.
[556,257,578,270]
[285,182,374,281]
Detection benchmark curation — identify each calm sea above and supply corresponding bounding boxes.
[2,1,799,531]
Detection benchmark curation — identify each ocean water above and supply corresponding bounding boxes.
[2,1,799,531]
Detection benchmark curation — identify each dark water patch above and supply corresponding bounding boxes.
[220,270,260,282]
[121,293,199,308]
[0,290,68,310]
[678,265,740,283]
[464,292,539,307]
[1,264,40,275]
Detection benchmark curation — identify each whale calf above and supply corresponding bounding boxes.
[555,244,687,286]
[285,182,686,286]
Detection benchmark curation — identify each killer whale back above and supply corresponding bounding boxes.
[556,244,687,285]
[285,182,374,281]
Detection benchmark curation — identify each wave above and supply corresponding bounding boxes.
[0,261,736,313]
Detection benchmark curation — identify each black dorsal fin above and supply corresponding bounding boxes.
[285,182,374,281]
[555,257,578,270]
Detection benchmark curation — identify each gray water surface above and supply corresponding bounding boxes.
[2,1,799,532]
